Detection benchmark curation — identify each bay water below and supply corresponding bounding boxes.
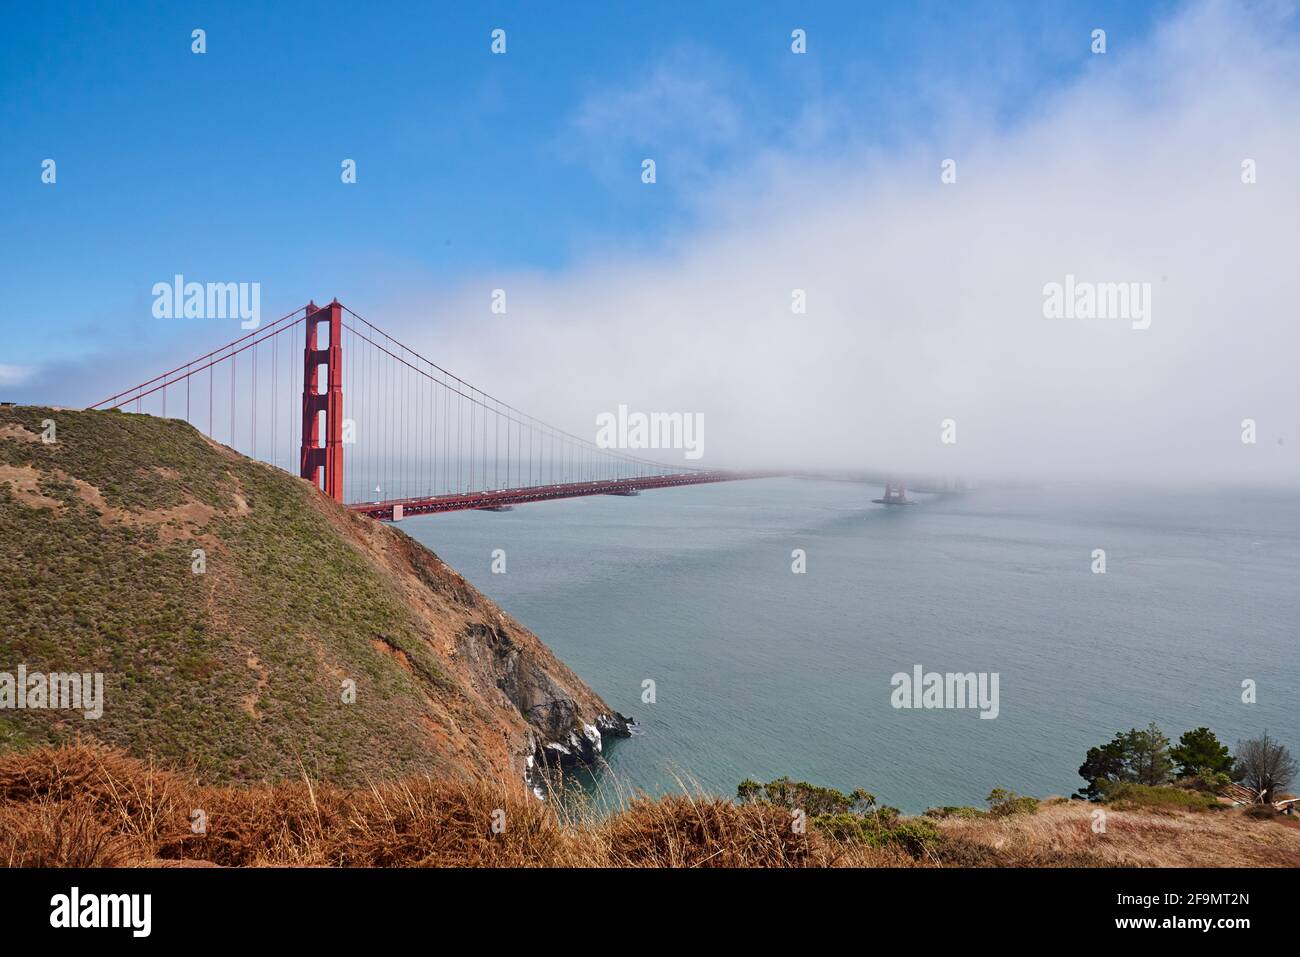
[403,479,1300,812]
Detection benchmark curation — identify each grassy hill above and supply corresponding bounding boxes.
[0,406,629,785]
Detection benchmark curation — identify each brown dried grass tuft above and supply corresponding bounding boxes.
[599,794,817,867]
[0,796,134,867]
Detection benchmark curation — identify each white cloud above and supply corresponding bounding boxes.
[563,45,749,187]
[386,1,1300,485]
[0,364,37,388]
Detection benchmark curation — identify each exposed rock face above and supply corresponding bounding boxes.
[454,620,635,776]
[0,405,633,787]
[532,714,634,767]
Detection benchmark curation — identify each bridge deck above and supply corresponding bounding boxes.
[348,470,769,519]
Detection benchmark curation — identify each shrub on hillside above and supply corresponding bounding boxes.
[1099,781,1220,812]
[1181,771,1233,795]
[736,776,875,816]
[986,788,1039,817]
[735,776,937,857]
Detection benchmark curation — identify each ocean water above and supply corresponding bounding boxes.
[402,479,1300,813]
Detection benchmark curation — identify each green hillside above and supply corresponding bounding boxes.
[0,405,624,784]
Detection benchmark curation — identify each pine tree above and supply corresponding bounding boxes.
[1170,727,1233,779]
[1076,738,1127,800]
[1125,722,1174,786]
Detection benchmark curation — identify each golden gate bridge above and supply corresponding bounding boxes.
[89,300,765,519]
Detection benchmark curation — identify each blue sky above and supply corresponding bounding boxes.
[0,0,1182,396]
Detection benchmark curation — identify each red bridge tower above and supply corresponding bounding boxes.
[299,300,344,501]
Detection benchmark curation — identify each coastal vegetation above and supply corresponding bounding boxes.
[2,744,1297,868]
[1076,723,1295,807]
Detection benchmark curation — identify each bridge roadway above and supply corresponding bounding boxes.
[348,470,777,519]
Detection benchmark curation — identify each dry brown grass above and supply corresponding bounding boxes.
[596,794,913,867]
[2,745,1296,868]
[934,799,1300,867]
[0,744,578,868]
[0,796,134,867]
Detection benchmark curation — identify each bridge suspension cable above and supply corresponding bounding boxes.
[88,299,733,515]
